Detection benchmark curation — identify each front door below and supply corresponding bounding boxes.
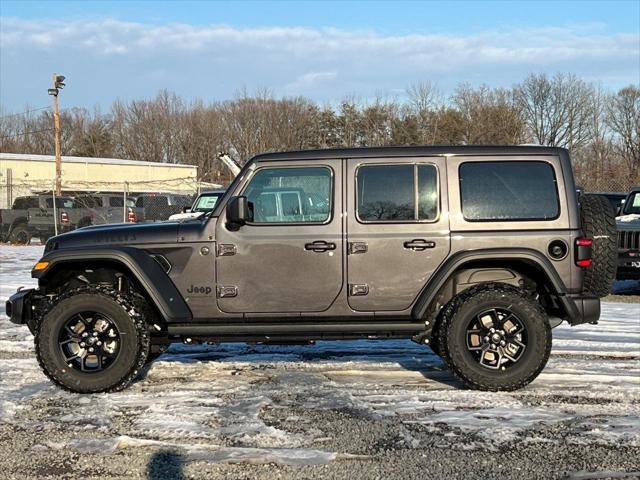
[215,161,343,314]
[346,157,450,311]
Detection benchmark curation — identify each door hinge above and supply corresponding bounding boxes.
[348,242,368,255]
[349,283,369,296]
[217,285,238,298]
[217,243,237,256]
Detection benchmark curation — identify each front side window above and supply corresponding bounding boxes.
[243,167,332,224]
[356,164,439,222]
[459,161,559,221]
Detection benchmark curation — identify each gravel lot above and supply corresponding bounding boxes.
[1,245,639,479]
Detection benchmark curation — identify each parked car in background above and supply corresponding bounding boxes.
[616,187,640,280]
[131,193,193,222]
[70,194,137,228]
[0,195,75,244]
[168,190,226,221]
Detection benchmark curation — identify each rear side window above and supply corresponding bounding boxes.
[356,164,439,222]
[459,161,559,221]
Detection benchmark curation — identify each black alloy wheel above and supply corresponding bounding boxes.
[58,311,121,373]
[465,308,527,370]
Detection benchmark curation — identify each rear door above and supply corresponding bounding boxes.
[215,160,343,314]
[346,157,450,311]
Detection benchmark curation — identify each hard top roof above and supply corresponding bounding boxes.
[251,145,567,162]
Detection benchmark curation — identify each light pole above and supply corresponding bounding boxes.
[48,74,65,195]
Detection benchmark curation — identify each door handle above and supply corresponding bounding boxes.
[403,239,436,251]
[305,240,336,252]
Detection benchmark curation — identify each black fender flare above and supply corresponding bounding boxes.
[32,246,192,323]
[411,248,579,322]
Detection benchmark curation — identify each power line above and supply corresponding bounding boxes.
[0,128,55,141]
[0,106,52,120]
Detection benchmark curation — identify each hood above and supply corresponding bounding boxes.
[46,222,180,250]
[167,211,205,221]
[616,214,640,229]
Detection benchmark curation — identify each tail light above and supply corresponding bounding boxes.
[127,208,137,223]
[575,237,593,267]
[60,211,69,225]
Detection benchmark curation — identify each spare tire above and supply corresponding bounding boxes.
[580,194,617,297]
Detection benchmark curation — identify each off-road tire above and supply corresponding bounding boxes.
[35,286,150,393]
[580,194,617,298]
[438,283,551,391]
[9,223,30,245]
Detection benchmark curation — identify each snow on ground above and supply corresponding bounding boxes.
[0,245,639,465]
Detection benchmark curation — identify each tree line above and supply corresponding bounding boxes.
[1,73,638,190]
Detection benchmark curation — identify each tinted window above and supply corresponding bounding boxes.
[418,165,438,220]
[623,192,640,215]
[109,197,124,207]
[244,167,331,224]
[357,164,438,222]
[45,197,74,208]
[459,161,559,221]
[74,196,102,208]
[13,197,38,209]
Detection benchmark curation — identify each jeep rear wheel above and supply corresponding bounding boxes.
[439,283,551,391]
[580,194,617,297]
[35,288,150,393]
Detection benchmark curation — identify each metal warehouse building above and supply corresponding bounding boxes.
[0,153,203,208]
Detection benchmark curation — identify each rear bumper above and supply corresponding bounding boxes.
[5,288,35,325]
[563,294,600,326]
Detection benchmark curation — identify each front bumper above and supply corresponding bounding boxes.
[5,288,35,325]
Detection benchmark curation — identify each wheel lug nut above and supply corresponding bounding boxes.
[93,332,98,337]
[490,328,495,333]
[82,333,88,337]
[80,342,86,347]
[500,340,506,346]
[89,347,94,353]
[97,341,102,346]
[484,336,490,343]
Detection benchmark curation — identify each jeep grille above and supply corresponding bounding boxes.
[618,230,640,250]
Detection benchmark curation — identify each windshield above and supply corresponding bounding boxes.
[193,193,222,212]
[622,192,640,215]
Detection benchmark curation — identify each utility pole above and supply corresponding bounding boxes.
[48,74,66,195]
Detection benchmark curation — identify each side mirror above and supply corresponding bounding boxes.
[616,206,622,216]
[226,196,250,227]
[182,207,191,213]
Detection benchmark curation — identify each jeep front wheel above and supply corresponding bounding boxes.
[35,288,150,393]
[438,283,551,391]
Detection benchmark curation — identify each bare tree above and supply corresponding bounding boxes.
[453,84,525,144]
[607,85,640,177]
[514,73,595,149]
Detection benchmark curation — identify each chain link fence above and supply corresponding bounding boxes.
[0,177,224,244]
[1,162,636,244]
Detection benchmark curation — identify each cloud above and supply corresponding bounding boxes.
[0,17,638,109]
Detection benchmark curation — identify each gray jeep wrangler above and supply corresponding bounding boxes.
[6,146,617,394]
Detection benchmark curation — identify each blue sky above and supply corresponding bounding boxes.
[1,0,639,112]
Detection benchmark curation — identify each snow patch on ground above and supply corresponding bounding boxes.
[1,245,639,461]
